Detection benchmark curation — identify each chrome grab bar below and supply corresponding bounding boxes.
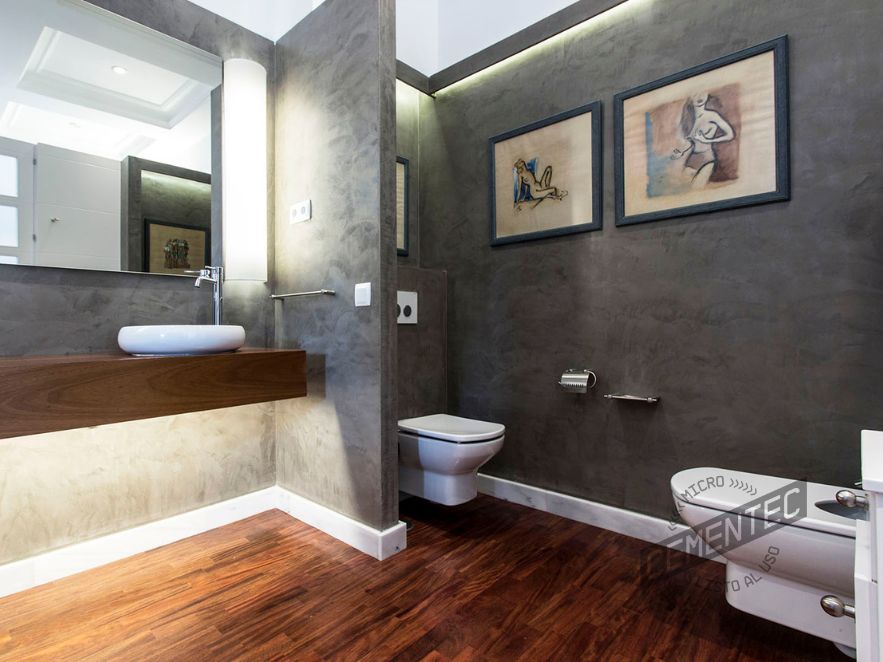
[604,394,659,404]
[270,289,336,300]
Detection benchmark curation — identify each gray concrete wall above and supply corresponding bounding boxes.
[0,0,277,563]
[274,0,399,530]
[397,266,447,419]
[418,0,883,519]
[396,81,447,420]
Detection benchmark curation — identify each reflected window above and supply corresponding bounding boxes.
[0,205,19,247]
[0,155,17,197]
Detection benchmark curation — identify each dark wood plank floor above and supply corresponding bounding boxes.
[0,495,836,661]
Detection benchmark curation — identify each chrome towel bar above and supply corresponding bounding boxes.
[604,394,659,404]
[270,289,336,299]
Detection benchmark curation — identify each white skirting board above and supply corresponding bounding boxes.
[275,488,407,561]
[477,473,722,563]
[0,486,407,600]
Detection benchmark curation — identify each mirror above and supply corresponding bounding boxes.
[0,0,221,275]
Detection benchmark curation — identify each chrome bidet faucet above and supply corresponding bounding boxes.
[194,266,223,325]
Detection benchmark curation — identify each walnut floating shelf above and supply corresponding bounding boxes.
[0,349,307,440]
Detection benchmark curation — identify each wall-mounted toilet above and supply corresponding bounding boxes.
[672,467,864,656]
[398,414,504,506]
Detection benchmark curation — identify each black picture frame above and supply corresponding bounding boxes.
[396,156,410,257]
[489,101,602,246]
[614,36,790,227]
[143,219,211,275]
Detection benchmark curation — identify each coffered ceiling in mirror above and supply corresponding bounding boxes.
[0,0,221,169]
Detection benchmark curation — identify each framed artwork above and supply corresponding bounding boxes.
[396,157,409,256]
[144,220,209,275]
[489,101,602,246]
[614,36,789,226]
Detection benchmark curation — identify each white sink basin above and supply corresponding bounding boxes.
[118,325,246,356]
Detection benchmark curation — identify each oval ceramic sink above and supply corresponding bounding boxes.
[118,325,246,356]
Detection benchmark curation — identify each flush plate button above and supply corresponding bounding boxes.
[397,291,417,324]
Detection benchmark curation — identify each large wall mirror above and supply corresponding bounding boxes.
[0,0,221,275]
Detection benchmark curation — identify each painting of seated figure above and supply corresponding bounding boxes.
[489,101,602,246]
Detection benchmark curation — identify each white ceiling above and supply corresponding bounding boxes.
[189,0,580,76]
[187,0,325,43]
[398,0,580,74]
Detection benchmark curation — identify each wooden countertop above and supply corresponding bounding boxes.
[0,348,307,440]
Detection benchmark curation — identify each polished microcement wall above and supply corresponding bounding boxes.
[0,404,275,566]
[397,266,447,419]
[274,0,399,530]
[416,0,883,519]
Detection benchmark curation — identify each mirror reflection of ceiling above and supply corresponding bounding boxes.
[0,0,221,173]
[187,0,580,76]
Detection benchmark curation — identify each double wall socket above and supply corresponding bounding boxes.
[290,199,312,224]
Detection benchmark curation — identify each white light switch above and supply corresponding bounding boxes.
[397,291,418,324]
[354,282,371,307]
[290,199,312,224]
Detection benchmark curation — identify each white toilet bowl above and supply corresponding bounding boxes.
[398,414,504,506]
[672,467,864,652]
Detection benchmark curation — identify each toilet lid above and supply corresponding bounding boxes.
[671,467,860,538]
[398,414,505,443]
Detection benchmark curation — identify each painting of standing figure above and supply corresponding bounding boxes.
[615,36,789,226]
[670,89,738,188]
[490,101,601,245]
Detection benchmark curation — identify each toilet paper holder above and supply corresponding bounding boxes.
[558,369,597,393]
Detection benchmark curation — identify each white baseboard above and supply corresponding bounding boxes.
[0,487,278,600]
[477,473,722,563]
[0,486,406,600]
[275,487,407,560]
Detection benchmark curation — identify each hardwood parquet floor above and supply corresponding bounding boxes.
[0,495,836,661]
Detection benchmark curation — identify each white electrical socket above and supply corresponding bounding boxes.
[397,291,417,324]
[290,199,312,224]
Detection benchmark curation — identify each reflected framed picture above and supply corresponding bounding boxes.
[614,36,789,226]
[489,101,602,246]
[144,220,209,275]
[396,157,409,256]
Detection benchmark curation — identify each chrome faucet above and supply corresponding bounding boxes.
[194,266,223,325]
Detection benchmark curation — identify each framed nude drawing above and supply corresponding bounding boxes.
[614,36,789,226]
[489,101,602,246]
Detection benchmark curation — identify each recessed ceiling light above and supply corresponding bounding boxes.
[111,65,128,75]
